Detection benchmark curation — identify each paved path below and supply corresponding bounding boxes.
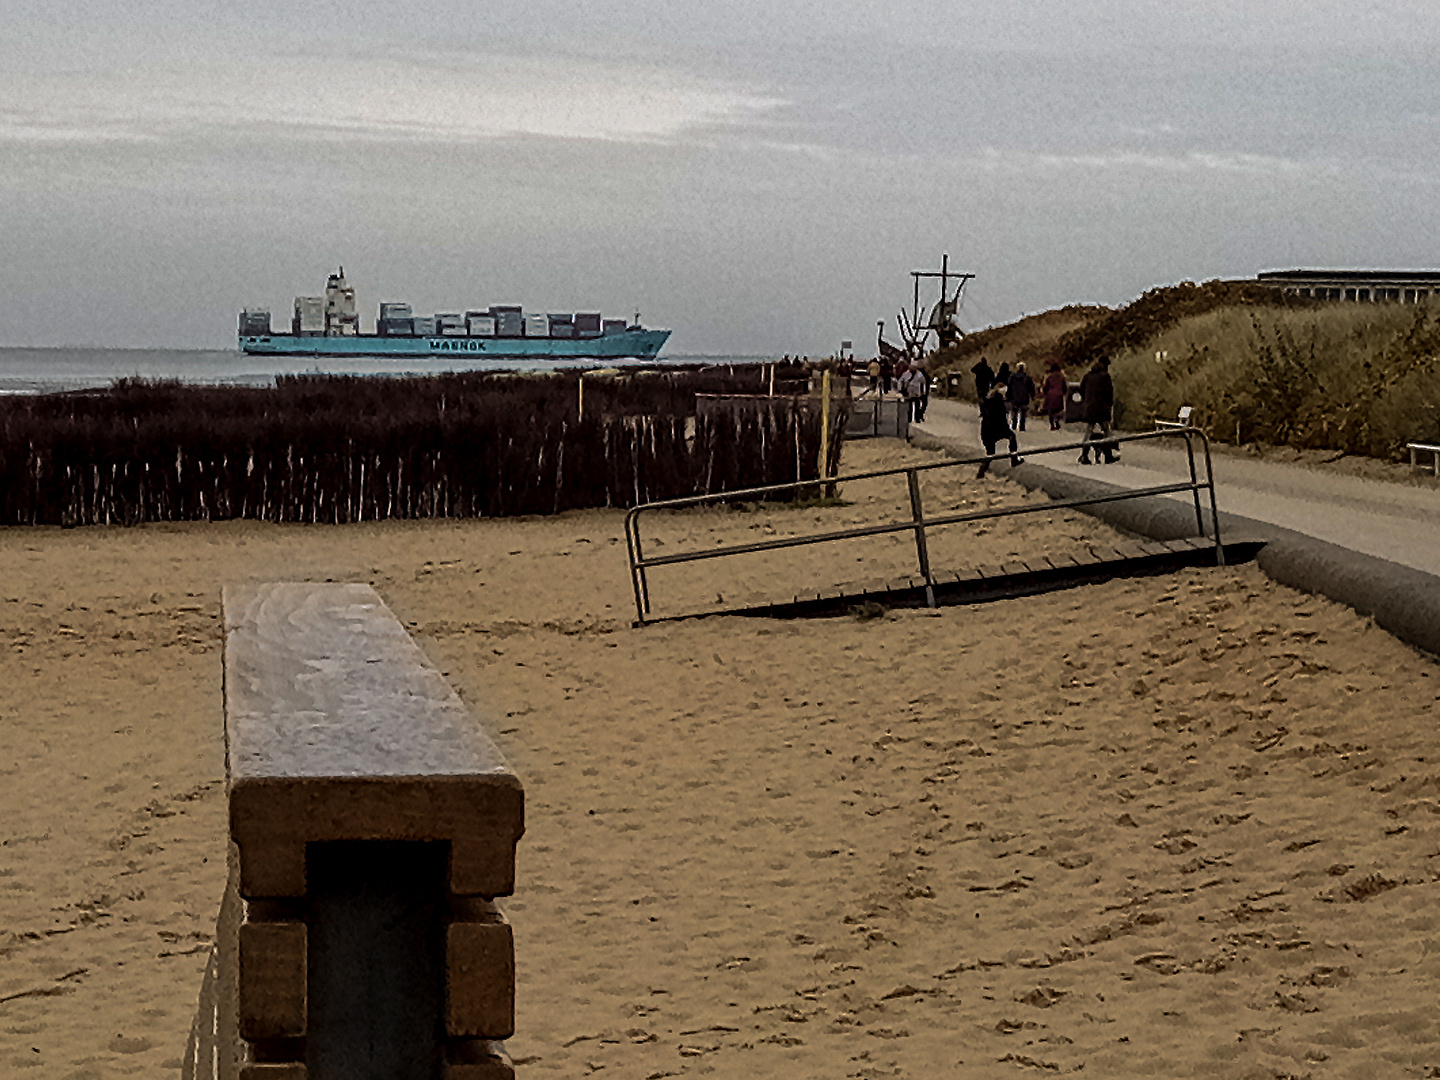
[912,398,1440,579]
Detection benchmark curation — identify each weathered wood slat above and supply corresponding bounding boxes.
[674,537,1258,622]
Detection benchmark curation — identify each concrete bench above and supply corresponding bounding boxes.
[1154,405,1195,430]
[185,583,524,1080]
[1408,442,1440,476]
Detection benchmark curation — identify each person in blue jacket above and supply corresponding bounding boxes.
[1006,362,1036,431]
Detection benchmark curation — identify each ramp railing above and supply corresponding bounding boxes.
[624,426,1223,625]
[845,395,911,438]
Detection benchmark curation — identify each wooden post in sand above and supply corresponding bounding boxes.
[819,368,832,481]
[186,583,524,1080]
[906,470,937,608]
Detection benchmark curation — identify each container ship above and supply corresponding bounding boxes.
[238,268,671,359]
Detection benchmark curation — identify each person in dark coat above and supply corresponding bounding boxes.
[1005,362,1036,431]
[1040,362,1068,430]
[976,383,1023,478]
[995,361,1011,393]
[970,356,994,413]
[1077,356,1118,464]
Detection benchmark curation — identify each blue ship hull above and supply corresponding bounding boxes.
[239,328,670,359]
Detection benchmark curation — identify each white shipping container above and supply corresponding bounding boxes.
[467,316,496,336]
[524,313,549,337]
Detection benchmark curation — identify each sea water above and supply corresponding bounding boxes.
[0,348,769,396]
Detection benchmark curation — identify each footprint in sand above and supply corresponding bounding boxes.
[107,1034,153,1053]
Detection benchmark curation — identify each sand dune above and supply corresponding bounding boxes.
[2,440,1437,1079]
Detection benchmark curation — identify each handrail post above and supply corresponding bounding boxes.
[1199,431,1226,566]
[1184,428,1205,536]
[624,509,651,626]
[906,469,937,607]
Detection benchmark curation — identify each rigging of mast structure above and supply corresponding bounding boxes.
[896,252,973,359]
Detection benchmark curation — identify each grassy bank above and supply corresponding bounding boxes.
[1110,302,1440,457]
[931,281,1440,460]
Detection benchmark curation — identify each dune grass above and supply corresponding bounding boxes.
[1110,302,1440,457]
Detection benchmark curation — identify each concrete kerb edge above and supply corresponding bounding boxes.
[907,430,1440,659]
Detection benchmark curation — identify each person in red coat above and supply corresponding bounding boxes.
[1040,362,1068,430]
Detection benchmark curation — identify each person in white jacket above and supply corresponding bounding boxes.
[898,360,929,422]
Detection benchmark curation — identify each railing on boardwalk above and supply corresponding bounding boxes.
[623,427,1224,625]
[844,395,910,439]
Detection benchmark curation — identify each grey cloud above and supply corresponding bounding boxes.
[2,3,1439,351]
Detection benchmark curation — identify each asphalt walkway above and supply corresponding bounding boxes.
[911,398,1440,579]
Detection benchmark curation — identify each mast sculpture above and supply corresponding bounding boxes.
[896,252,973,359]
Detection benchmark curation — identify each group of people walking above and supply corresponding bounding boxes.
[863,356,931,422]
[855,351,1121,471]
[969,354,1119,475]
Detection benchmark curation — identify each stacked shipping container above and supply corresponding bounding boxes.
[267,283,642,341]
[239,310,272,336]
[292,297,325,336]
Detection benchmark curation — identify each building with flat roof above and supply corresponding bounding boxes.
[1257,269,1440,304]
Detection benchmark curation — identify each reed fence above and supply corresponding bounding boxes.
[0,366,844,526]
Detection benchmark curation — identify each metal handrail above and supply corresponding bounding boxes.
[847,394,910,439]
[624,426,1223,625]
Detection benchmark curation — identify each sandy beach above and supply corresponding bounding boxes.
[3,439,1439,1079]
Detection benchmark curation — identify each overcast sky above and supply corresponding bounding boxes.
[3,1,1439,353]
